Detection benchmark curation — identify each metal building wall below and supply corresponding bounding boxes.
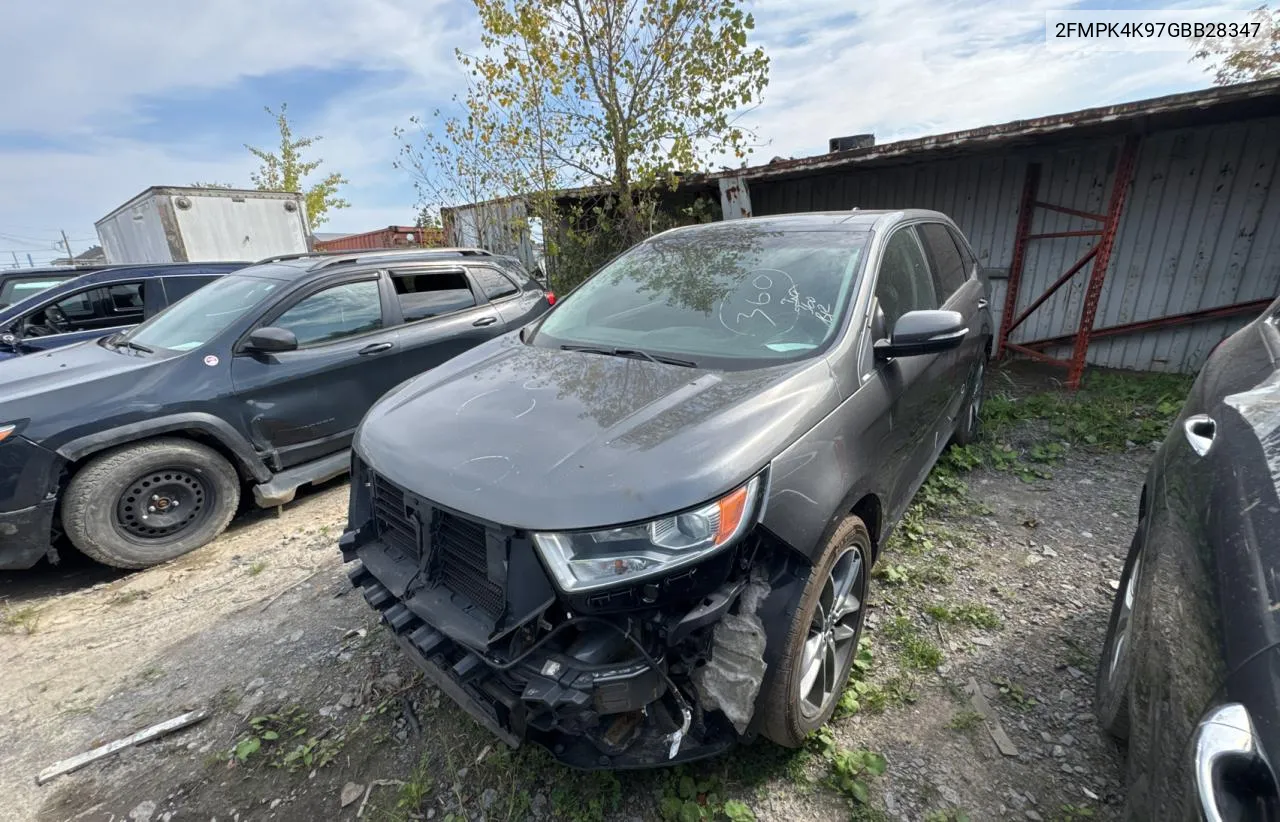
[748,115,1280,373]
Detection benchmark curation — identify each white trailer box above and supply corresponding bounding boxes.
[95,186,311,264]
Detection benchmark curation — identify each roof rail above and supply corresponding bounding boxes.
[311,247,496,269]
[255,251,337,265]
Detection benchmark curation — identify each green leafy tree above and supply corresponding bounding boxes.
[1192,4,1279,84]
[246,103,351,229]
[400,0,769,255]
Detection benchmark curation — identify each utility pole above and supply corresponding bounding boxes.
[60,230,74,263]
[10,252,17,268]
[27,254,34,267]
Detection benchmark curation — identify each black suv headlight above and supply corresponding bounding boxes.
[532,474,764,593]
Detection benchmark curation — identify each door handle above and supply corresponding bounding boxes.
[1184,414,1216,456]
[977,298,989,309]
[358,342,394,356]
[473,316,498,327]
[1194,703,1268,822]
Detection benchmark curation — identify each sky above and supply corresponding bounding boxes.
[0,0,1247,266]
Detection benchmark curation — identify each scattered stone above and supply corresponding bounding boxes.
[376,672,404,691]
[1082,787,1100,800]
[481,789,499,811]
[289,630,304,643]
[270,800,282,809]
[1024,554,1044,567]
[1052,745,1066,758]
[1041,548,1058,558]
[1059,689,1073,702]
[128,800,157,822]
[1059,733,1076,746]
[341,783,364,808]
[1067,667,1083,679]
[245,678,265,692]
[338,691,359,709]
[1025,812,1043,821]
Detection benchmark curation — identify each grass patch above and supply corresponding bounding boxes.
[247,560,267,576]
[1,603,41,634]
[924,809,973,822]
[925,602,1002,630]
[107,589,147,606]
[945,710,984,732]
[882,617,944,670]
[992,677,1037,710]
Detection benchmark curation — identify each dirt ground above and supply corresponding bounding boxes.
[0,366,1160,822]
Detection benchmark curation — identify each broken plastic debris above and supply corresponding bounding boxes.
[667,704,692,760]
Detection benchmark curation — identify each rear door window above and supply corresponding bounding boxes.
[918,223,968,301]
[470,266,520,301]
[389,270,478,322]
[162,276,219,306]
[0,275,72,307]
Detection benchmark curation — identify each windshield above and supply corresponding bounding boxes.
[0,275,73,308]
[123,274,282,351]
[533,226,868,368]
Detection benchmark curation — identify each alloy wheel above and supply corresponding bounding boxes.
[798,546,865,718]
[1108,552,1142,682]
[115,469,212,541]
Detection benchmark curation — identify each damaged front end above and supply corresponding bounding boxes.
[340,460,794,769]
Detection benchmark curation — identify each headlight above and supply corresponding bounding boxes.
[0,424,15,444]
[532,475,763,593]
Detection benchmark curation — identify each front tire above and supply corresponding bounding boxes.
[1096,530,1144,739]
[757,516,871,747]
[62,438,241,569]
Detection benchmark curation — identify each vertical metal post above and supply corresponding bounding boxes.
[1065,135,1141,389]
[996,163,1041,359]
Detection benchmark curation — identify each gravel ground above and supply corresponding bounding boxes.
[0,365,1165,822]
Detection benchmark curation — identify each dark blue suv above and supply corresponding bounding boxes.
[0,262,248,362]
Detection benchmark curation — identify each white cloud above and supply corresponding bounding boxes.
[0,0,1241,264]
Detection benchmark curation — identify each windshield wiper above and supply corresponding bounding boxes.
[560,343,696,368]
[122,339,154,354]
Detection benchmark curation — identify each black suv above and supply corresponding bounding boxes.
[341,211,992,766]
[0,262,247,362]
[0,248,551,570]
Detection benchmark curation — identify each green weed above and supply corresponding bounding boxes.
[0,603,40,634]
[945,710,984,732]
[827,748,887,804]
[882,617,944,670]
[925,602,1002,630]
[992,677,1037,709]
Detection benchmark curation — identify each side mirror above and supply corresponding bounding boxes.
[244,326,298,353]
[874,310,967,360]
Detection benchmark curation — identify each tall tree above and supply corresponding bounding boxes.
[246,104,351,229]
[403,0,768,247]
[1192,5,1279,84]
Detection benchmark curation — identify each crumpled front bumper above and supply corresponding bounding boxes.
[342,525,766,769]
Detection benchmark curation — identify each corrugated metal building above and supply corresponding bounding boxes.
[444,78,1280,375]
[720,78,1280,375]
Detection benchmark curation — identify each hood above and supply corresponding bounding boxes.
[0,340,176,442]
[355,334,840,531]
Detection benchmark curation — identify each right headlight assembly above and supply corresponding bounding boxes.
[532,474,764,593]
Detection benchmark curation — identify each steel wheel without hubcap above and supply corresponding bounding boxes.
[115,469,211,541]
[799,546,865,718]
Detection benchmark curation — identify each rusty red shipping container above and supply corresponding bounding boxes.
[314,225,444,252]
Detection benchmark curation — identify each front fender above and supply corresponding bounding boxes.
[55,412,272,482]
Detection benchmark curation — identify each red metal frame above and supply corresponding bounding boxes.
[1020,297,1274,349]
[996,136,1142,389]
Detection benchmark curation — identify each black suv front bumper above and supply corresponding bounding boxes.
[0,435,63,569]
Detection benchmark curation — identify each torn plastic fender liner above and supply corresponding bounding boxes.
[691,573,772,734]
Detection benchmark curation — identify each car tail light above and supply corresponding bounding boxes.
[546,291,557,306]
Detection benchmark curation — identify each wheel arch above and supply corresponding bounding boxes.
[55,413,272,484]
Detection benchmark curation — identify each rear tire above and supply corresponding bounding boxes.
[1096,530,1143,739]
[62,438,241,569]
[757,516,871,747]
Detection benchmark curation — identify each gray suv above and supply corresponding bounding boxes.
[340,210,992,767]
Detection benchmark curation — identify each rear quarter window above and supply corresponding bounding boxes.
[470,266,520,301]
[390,270,478,321]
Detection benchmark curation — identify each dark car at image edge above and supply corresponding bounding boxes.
[1096,291,1280,819]
[340,210,993,767]
[0,248,551,571]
